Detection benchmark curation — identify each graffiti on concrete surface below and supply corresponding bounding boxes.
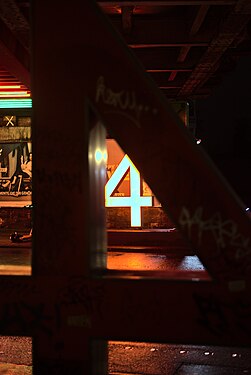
[0,279,38,298]
[0,280,100,335]
[67,314,91,328]
[96,76,158,128]
[57,278,105,319]
[0,302,53,336]
[36,167,83,194]
[179,206,251,263]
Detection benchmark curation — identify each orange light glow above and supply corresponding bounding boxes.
[0,85,21,89]
[0,91,30,97]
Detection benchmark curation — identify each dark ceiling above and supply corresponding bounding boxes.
[0,0,251,99]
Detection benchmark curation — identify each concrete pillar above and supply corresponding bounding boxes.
[31,1,107,372]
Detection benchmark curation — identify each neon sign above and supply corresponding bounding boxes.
[0,98,32,108]
[105,154,152,227]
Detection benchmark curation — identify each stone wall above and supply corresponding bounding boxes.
[0,206,174,231]
[0,207,32,230]
[106,207,174,229]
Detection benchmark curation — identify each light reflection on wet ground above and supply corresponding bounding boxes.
[0,248,31,266]
[0,247,31,275]
[0,244,205,277]
[107,252,205,271]
[108,341,251,375]
[0,247,204,275]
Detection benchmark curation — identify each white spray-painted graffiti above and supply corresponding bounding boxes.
[179,206,251,261]
[95,76,158,128]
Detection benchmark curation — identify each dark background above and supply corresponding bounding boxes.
[196,55,251,208]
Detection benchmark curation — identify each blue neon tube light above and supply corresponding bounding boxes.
[0,98,32,109]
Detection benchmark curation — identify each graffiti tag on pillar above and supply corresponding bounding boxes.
[95,76,158,128]
[0,302,53,336]
[57,278,105,319]
[179,206,251,262]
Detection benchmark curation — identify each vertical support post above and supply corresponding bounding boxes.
[89,120,107,271]
[31,1,107,373]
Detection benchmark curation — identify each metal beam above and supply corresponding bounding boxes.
[121,5,134,33]
[177,5,210,62]
[179,6,251,96]
[130,42,208,48]
[0,0,30,50]
[0,40,30,88]
[98,0,236,6]
[147,69,192,72]
[177,45,192,62]
[190,5,210,35]
[168,70,178,81]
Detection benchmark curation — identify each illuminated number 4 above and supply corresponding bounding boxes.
[105,154,152,227]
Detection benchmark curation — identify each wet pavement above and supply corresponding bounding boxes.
[0,230,31,275]
[0,196,31,208]
[0,336,32,364]
[0,228,204,276]
[1,337,251,374]
[107,252,204,272]
[108,341,251,375]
